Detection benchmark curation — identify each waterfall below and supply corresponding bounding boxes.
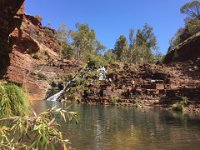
[46,80,72,102]
[46,65,86,102]
[46,89,65,102]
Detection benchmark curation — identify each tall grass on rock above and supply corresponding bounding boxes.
[0,83,29,117]
[0,83,11,117]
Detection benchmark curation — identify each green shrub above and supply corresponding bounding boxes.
[172,96,188,112]
[186,18,200,35]
[104,49,117,64]
[37,72,47,80]
[75,76,84,86]
[35,15,43,22]
[180,96,188,106]
[172,103,183,111]
[196,57,200,68]
[134,98,143,108]
[86,53,108,68]
[169,28,184,50]
[67,73,75,81]
[0,83,29,117]
[44,27,54,37]
[110,96,119,105]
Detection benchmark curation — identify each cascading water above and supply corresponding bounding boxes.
[46,89,65,102]
[46,66,86,102]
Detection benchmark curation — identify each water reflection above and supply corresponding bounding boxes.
[31,101,200,150]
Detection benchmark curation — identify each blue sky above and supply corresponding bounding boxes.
[25,0,189,54]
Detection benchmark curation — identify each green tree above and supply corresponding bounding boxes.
[180,0,200,20]
[128,28,136,63]
[104,49,116,63]
[168,1,200,51]
[56,24,68,59]
[129,28,135,48]
[62,42,74,59]
[154,51,164,62]
[186,18,200,35]
[70,23,105,59]
[140,23,157,50]
[113,24,158,64]
[114,35,129,62]
[169,28,185,50]
[95,40,106,54]
[134,24,158,63]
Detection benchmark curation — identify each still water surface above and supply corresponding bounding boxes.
[31,101,200,150]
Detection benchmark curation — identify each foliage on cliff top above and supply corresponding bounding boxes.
[105,23,159,64]
[169,0,200,51]
[180,0,200,20]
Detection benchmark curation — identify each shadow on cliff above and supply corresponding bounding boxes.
[0,0,24,78]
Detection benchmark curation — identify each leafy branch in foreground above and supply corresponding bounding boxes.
[0,107,78,150]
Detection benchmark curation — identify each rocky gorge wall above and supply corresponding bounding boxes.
[0,1,82,100]
[6,14,82,100]
[67,61,200,112]
[1,1,200,105]
[0,0,25,76]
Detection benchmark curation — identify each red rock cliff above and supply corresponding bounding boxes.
[0,1,81,100]
[0,0,25,76]
[163,32,200,64]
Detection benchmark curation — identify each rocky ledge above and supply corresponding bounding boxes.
[66,61,200,112]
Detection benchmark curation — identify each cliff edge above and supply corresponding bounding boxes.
[163,32,200,64]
